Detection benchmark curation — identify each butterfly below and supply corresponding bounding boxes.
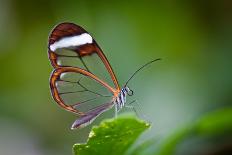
[48,22,160,129]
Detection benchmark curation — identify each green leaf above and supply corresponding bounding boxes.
[73,115,150,155]
[195,108,232,136]
[156,108,232,155]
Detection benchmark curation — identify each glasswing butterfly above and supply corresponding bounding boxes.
[48,22,160,129]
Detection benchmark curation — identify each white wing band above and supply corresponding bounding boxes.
[50,33,93,51]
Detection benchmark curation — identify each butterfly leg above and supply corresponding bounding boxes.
[125,100,139,117]
[115,104,118,118]
[126,100,151,123]
[125,104,139,118]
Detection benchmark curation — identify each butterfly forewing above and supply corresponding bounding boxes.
[48,23,120,90]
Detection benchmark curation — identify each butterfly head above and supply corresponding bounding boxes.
[123,86,133,96]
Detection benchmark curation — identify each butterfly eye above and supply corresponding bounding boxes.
[127,89,134,96]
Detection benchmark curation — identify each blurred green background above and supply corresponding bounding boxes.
[0,0,231,155]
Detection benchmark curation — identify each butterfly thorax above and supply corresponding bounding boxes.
[114,86,133,111]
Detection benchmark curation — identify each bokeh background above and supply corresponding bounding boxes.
[0,0,231,155]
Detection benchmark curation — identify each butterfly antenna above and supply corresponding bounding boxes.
[124,58,161,87]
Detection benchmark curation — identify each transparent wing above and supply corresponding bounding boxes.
[71,102,114,129]
[50,67,116,115]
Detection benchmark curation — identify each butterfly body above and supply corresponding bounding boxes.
[114,86,132,111]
